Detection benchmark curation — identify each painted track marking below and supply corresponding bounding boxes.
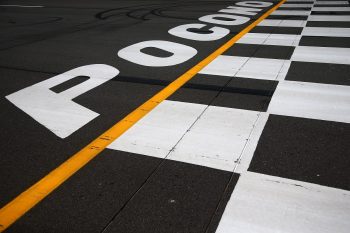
[0,0,286,231]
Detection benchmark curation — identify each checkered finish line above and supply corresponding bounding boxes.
[107,0,350,232]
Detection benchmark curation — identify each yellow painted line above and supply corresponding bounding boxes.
[0,0,286,231]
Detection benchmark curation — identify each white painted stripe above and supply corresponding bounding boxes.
[315,1,349,5]
[271,10,310,15]
[199,55,291,81]
[268,81,350,124]
[280,3,313,7]
[108,100,263,172]
[0,4,44,8]
[198,55,248,77]
[258,19,307,27]
[168,107,261,172]
[237,33,301,46]
[108,100,206,158]
[303,27,350,37]
[235,113,269,174]
[308,15,350,21]
[313,6,350,11]
[236,58,291,81]
[292,46,350,65]
[216,172,350,233]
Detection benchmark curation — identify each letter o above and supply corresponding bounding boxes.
[236,1,273,8]
[199,14,250,26]
[118,40,197,67]
[168,23,230,41]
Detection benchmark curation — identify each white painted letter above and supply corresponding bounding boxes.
[6,64,119,138]
[199,14,250,26]
[168,23,230,41]
[219,6,262,16]
[236,1,273,8]
[118,40,197,67]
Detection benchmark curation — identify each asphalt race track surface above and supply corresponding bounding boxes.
[0,0,350,232]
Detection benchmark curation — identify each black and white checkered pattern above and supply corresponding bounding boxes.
[106,0,350,232]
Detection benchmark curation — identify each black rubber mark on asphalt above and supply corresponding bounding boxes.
[2,4,157,51]
[0,65,279,99]
[95,4,158,20]
[118,74,277,98]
